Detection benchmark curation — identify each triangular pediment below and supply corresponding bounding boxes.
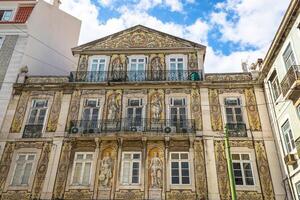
[73,25,205,52]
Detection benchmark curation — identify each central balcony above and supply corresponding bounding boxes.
[68,118,196,136]
[69,70,202,83]
[23,124,43,138]
[281,65,300,103]
[226,123,247,137]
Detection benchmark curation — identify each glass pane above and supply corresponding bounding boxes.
[171,154,179,159]
[235,177,243,185]
[233,163,241,170]
[12,163,23,185]
[138,63,144,71]
[37,109,46,124]
[181,162,189,169]
[28,110,37,124]
[171,162,179,168]
[181,168,189,176]
[246,177,254,185]
[82,163,91,185]
[181,153,188,159]
[133,154,140,159]
[232,154,240,160]
[18,155,26,161]
[21,163,33,184]
[177,63,183,71]
[172,177,179,184]
[122,162,130,183]
[76,154,84,160]
[171,169,179,176]
[28,155,35,160]
[182,176,190,184]
[86,154,93,160]
[91,63,98,71]
[226,108,233,114]
[124,154,131,160]
[72,163,82,184]
[241,154,250,160]
[91,108,99,120]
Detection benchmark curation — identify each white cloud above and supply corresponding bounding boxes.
[54,0,288,72]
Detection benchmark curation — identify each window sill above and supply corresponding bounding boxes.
[118,184,142,190]
[236,185,260,192]
[68,184,92,190]
[170,184,192,190]
[7,184,31,191]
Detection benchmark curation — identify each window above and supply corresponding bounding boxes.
[283,43,297,70]
[224,97,246,134]
[0,36,4,49]
[170,152,190,185]
[127,99,143,128]
[270,75,281,100]
[88,57,107,82]
[296,181,300,200]
[297,105,300,119]
[11,153,36,186]
[281,120,295,153]
[81,99,100,130]
[168,56,186,80]
[128,57,146,81]
[121,152,141,185]
[232,153,255,186]
[169,98,187,128]
[71,152,93,186]
[0,10,13,21]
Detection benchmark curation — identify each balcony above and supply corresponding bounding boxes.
[281,65,300,103]
[23,124,43,138]
[68,118,196,136]
[226,123,247,137]
[69,70,203,83]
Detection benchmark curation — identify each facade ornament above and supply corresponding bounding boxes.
[78,55,88,71]
[107,95,120,121]
[111,57,124,81]
[151,57,163,80]
[150,152,162,188]
[151,93,163,122]
[99,153,113,187]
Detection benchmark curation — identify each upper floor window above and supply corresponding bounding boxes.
[128,56,146,81]
[81,99,100,130]
[0,10,13,21]
[0,36,4,49]
[232,153,255,186]
[169,97,187,128]
[296,181,300,200]
[24,100,48,137]
[224,97,243,124]
[121,152,141,185]
[269,72,281,100]
[126,98,143,129]
[71,152,93,186]
[283,43,297,70]
[11,153,36,186]
[170,152,190,185]
[88,57,107,82]
[168,55,186,80]
[281,120,295,153]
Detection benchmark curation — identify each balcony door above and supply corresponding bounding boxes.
[224,97,246,134]
[168,55,186,81]
[128,56,146,81]
[24,100,48,137]
[81,99,100,132]
[126,99,143,130]
[88,57,107,82]
[169,98,187,130]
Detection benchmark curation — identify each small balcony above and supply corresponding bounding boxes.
[23,124,43,138]
[69,70,203,83]
[226,123,247,137]
[68,118,196,136]
[281,65,300,103]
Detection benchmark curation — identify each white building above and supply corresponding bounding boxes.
[0,0,81,127]
[259,0,300,199]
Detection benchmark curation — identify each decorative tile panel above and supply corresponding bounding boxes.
[244,88,262,131]
[194,140,207,199]
[46,91,63,132]
[191,89,202,130]
[66,90,81,130]
[209,89,223,131]
[0,142,15,193]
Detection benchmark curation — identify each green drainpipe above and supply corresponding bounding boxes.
[224,125,237,200]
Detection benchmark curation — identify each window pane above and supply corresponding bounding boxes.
[241,154,250,160]
[246,177,254,185]
[133,154,140,159]
[12,163,23,185]
[21,163,33,184]
[171,154,179,159]
[235,177,243,185]
[122,162,130,183]
[76,154,84,160]
[232,154,240,160]
[172,177,179,184]
[72,163,82,184]
[28,155,35,160]
[182,176,190,184]
[37,109,46,124]
[82,163,91,185]
[180,153,188,160]
[28,110,38,124]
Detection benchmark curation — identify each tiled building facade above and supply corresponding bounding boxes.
[0,26,285,199]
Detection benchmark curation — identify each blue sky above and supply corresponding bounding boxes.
[54,0,290,72]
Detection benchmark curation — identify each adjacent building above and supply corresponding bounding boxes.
[0,25,286,200]
[0,0,81,127]
[259,0,300,199]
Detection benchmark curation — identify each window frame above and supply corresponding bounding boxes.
[169,152,191,185]
[282,42,297,71]
[126,98,144,127]
[169,97,188,128]
[127,55,147,81]
[167,54,187,71]
[231,153,255,187]
[82,98,101,121]
[281,119,296,153]
[296,181,300,200]
[0,9,13,21]
[270,75,282,101]
[70,152,94,186]
[0,35,5,49]
[224,97,244,124]
[120,151,142,186]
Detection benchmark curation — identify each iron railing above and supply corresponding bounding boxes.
[69,70,203,82]
[23,124,43,138]
[68,118,195,135]
[281,65,300,97]
[226,123,247,137]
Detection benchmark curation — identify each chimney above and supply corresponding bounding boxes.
[52,0,61,8]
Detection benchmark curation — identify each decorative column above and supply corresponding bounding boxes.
[93,138,101,199]
[113,138,123,199]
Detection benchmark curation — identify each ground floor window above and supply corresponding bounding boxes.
[232,153,255,186]
[170,152,190,185]
[121,152,141,185]
[71,152,94,186]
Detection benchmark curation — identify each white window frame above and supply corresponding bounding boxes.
[0,35,5,49]
[281,119,295,153]
[88,56,109,82]
[0,9,13,21]
[127,55,147,81]
[224,97,244,124]
[70,152,94,186]
[282,42,297,71]
[120,152,141,185]
[88,56,108,71]
[296,181,300,200]
[167,54,187,71]
[169,97,188,126]
[82,98,101,121]
[25,99,48,133]
[126,98,144,127]
[169,152,191,185]
[270,75,281,101]
[10,153,36,186]
[232,153,255,187]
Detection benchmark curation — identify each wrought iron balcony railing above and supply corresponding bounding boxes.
[68,118,195,135]
[281,65,300,98]
[69,70,203,83]
[226,123,247,137]
[23,124,43,138]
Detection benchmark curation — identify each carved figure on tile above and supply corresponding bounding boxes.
[99,152,113,187]
[151,93,162,122]
[150,152,162,188]
[111,57,124,81]
[107,95,119,121]
[151,57,163,80]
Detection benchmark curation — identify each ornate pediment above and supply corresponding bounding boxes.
[73,25,205,52]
